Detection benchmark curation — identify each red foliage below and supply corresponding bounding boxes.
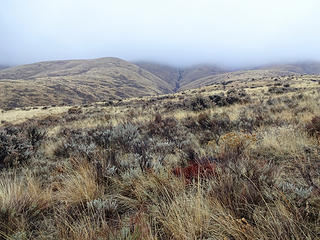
[172,161,216,183]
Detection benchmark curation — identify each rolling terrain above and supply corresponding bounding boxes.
[0,58,173,109]
[137,61,320,90]
[1,58,320,110]
[136,62,226,91]
[0,73,319,239]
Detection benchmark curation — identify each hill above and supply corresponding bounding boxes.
[0,57,173,109]
[136,62,226,91]
[0,74,319,239]
[256,62,320,74]
[180,69,298,90]
[135,62,180,89]
[179,64,226,87]
[180,62,320,90]
[1,59,320,109]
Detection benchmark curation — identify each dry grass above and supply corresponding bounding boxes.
[0,74,319,239]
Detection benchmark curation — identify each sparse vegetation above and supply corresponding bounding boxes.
[0,72,319,239]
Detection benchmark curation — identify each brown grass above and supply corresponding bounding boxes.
[0,74,319,239]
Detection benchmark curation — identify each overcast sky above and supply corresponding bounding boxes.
[1,0,320,67]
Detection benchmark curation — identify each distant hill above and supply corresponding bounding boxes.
[135,62,180,89]
[1,58,319,109]
[0,57,173,109]
[255,62,320,74]
[180,69,297,90]
[180,62,320,90]
[179,65,226,87]
[136,62,225,91]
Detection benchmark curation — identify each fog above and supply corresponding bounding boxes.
[1,0,320,67]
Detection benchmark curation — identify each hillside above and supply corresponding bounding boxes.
[1,59,320,109]
[135,62,180,89]
[179,64,226,86]
[136,62,226,91]
[0,74,319,239]
[256,62,320,74]
[0,57,173,109]
[180,62,320,90]
[180,69,299,90]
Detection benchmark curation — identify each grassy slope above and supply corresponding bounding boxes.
[180,62,320,90]
[256,62,320,74]
[0,58,173,109]
[0,75,319,239]
[136,62,226,89]
[1,59,320,110]
[179,64,226,86]
[135,62,180,88]
[180,69,299,89]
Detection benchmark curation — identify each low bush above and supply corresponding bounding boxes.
[306,115,320,137]
[0,127,34,168]
[209,89,250,106]
[67,106,83,114]
[188,96,212,111]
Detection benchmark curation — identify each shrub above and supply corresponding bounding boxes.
[209,94,227,106]
[214,132,256,164]
[68,107,83,114]
[26,125,46,148]
[110,123,141,151]
[147,115,180,142]
[172,161,216,184]
[189,96,212,111]
[0,128,33,168]
[209,89,250,107]
[306,116,320,137]
[54,130,97,160]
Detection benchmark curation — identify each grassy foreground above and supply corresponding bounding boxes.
[0,75,319,239]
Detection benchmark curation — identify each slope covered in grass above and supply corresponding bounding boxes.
[0,57,173,109]
[0,75,319,239]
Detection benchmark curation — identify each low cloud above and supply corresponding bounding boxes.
[1,0,319,67]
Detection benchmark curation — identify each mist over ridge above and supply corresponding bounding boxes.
[1,0,319,67]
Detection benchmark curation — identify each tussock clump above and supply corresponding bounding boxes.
[0,174,52,238]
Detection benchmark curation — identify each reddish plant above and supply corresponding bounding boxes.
[172,161,216,184]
